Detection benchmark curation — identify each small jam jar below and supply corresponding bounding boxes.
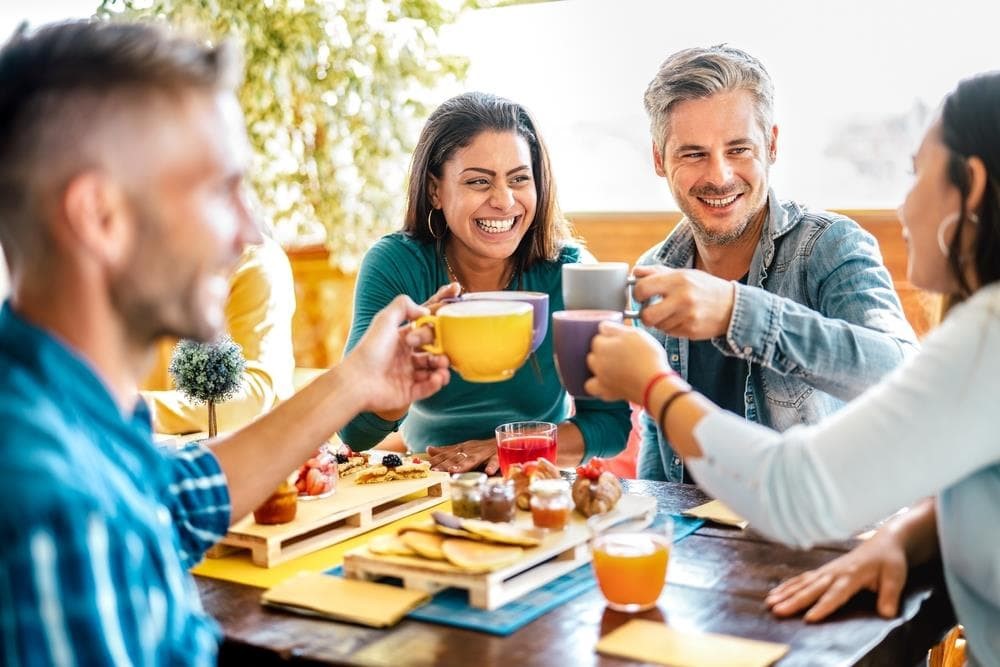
[481,478,517,523]
[529,478,573,531]
[450,472,486,519]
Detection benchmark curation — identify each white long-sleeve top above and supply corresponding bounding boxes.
[688,282,1000,666]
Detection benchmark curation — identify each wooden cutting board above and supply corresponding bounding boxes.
[207,471,450,567]
[343,494,656,609]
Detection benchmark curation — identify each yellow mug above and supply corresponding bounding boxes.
[414,300,533,382]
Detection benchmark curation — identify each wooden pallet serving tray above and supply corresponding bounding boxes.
[208,472,450,567]
[342,494,656,610]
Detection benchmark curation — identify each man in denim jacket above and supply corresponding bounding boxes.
[634,45,919,482]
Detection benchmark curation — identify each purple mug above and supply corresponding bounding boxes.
[460,291,549,352]
[552,309,624,399]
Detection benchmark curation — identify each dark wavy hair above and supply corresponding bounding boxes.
[401,91,572,276]
[939,71,1000,297]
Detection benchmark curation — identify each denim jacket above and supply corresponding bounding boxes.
[638,190,920,482]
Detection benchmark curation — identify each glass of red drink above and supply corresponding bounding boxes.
[495,421,558,476]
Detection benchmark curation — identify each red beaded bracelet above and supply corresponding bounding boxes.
[642,370,677,413]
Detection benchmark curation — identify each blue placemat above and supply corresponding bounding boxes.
[326,513,704,636]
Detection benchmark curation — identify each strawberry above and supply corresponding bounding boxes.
[305,468,326,495]
[576,457,607,481]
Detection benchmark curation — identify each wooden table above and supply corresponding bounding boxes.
[196,480,954,666]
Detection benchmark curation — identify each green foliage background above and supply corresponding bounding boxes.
[96,0,472,270]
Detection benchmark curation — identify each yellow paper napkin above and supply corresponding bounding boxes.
[261,572,429,628]
[682,499,748,529]
[596,619,789,667]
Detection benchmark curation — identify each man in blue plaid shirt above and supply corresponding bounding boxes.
[0,20,451,666]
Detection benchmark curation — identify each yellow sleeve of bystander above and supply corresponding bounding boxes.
[142,237,297,434]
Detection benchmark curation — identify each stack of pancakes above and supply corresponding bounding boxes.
[366,512,542,573]
[356,459,432,484]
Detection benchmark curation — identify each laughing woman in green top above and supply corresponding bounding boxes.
[339,92,630,474]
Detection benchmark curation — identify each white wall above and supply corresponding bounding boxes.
[440,0,1000,211]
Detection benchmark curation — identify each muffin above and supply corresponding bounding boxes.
[253,480,298,525]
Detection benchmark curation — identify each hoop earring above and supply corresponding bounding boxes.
[937,212,959,256]
[937,211,980,256]
[427,209,444,240]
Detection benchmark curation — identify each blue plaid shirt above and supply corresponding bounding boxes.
[0,302,232,666]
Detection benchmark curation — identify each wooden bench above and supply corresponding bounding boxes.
[286,209,937,368]
[568,210,938,338]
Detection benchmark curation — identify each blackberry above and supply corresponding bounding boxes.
[336,453,349,464]
[382,453,403,468]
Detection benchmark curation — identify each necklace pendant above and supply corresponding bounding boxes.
[442,251,515,292]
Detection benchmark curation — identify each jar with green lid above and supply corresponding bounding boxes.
[450,472,486,519]
[481,478,516,523]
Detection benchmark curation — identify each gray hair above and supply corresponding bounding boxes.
[0,20,241,274]
[643,45,775,155]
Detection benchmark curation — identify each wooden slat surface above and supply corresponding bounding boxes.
[197,480,954,667]
[567,210,939,337]
[286,209,938,368]
[343,494,654,609]
[211,472,449,567]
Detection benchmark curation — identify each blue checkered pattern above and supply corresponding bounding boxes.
[0,303,232,666]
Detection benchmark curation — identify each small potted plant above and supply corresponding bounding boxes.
[168,335,245,438]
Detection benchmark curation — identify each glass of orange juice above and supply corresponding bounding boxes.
[590,516,673,612]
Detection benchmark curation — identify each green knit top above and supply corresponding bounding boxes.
[338,232,631,459]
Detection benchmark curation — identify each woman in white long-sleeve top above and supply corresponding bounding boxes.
[585,71,1000,667]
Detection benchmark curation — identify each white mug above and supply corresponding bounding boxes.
[562,262,639,318]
